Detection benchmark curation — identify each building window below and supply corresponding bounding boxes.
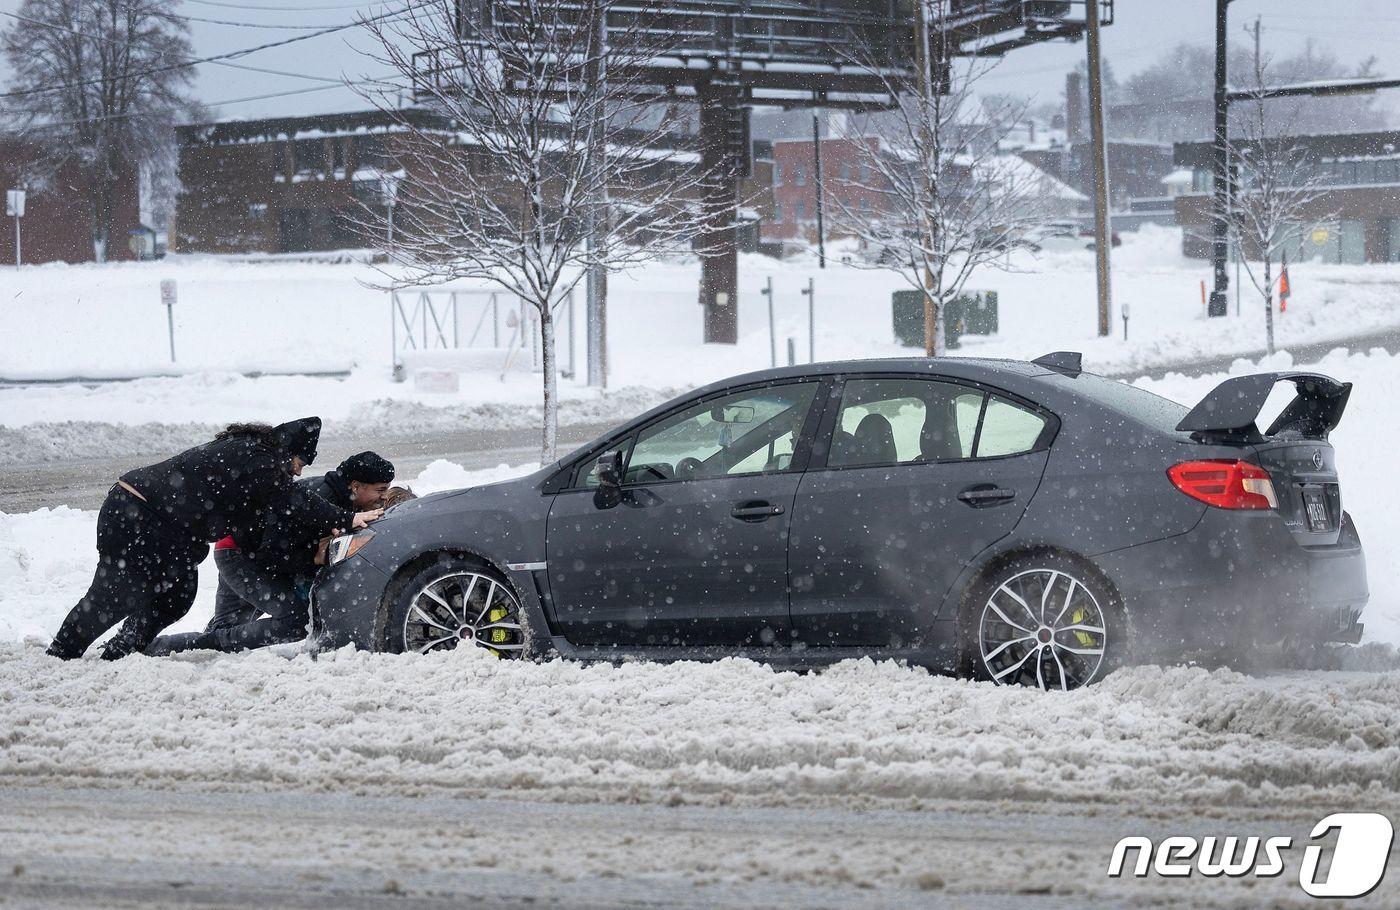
[773,202,783,223]
[292,139,325,174]
[795,164,806,186]
[356,136,388,171]
[247,202,268,219]
[773,162,783,185]
[795,199,806,221]
[839,161,852,182]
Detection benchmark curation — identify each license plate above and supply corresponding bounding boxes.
[1302,487,1332,531]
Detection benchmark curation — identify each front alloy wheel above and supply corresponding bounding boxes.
[977,568,1108,690]
[403,571,525,657]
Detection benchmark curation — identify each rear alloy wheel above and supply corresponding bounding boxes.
[402,569,525,657]
[975,566,1113,690]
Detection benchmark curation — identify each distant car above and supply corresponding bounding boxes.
[311,354,1368,690]
[1023,222,1121,252]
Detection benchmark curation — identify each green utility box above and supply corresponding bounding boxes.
[892,290,998,350]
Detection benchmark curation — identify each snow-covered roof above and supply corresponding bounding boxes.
[1161,167,1193,187]
[985,155,1087,202]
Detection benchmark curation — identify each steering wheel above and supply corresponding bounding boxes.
[675,457,704,479]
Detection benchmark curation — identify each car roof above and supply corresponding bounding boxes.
[688,356,1057,394]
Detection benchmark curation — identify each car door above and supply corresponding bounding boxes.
[546,381,823,649]
[788,376,1054,648]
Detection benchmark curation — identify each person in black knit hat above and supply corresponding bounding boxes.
[47,418,384,661]
[147,450,397,655]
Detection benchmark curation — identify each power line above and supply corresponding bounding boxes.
[178,13,349,29]
[208,59,359,84]
[0,0,432,100]
[183,0,392,10]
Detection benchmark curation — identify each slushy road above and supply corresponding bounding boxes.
[0,785,1356,910]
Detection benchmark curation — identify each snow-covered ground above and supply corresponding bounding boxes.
[4,227,1400,464]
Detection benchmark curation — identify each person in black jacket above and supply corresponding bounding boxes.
[147,451,396,655]
[46,418,383,661]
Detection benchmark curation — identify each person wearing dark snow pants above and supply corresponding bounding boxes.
[46,418,382,661]
[148,451,396,655]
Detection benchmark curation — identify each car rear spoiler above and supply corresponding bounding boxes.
[1175,372,1351,441]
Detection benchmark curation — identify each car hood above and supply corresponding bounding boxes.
[372,470,545,528]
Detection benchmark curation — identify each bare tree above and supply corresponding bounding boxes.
[356,0,713,463]
[1,0,199,261]
[1224,51,1328,356]
[829,3,1051,356]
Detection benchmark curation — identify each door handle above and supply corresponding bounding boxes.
[731,501,785,521]
[957,485,1016,507]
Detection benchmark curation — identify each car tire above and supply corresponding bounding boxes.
[959,553,1126,690]
[381,555,529,658]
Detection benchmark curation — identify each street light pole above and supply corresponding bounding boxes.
[1208,0,1231,318]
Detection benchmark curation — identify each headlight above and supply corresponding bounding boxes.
[326,530,374,566]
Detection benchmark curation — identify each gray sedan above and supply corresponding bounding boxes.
[310,353,1368,689]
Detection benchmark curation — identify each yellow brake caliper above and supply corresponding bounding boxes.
[1070,608,1096,648]
[486,606,511,646]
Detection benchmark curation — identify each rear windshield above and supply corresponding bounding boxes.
[1037,372,1188,434]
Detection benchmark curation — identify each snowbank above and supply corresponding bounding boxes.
[0,642,1397,816]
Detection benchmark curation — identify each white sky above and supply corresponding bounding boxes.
[0,0,1397,124]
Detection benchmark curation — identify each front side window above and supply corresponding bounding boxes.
[619,383,819,483]
[826,377,1048,467]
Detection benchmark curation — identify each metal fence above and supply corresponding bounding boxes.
[390,288,576,380]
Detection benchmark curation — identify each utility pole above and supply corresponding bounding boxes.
[1085,0,1113,337]
[1208,0,1232,318]
[812,111,826,268]
[584,0,609,386]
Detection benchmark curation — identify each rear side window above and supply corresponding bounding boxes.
[1038,373,1187,434]
[977,397,1048,457]
[826,378,1048,467]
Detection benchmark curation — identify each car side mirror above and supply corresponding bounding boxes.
[593,450,624,509]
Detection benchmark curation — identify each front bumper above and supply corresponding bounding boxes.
[1093,509,1368,657]
[307,555,392,651]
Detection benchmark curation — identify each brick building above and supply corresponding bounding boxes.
[0,138,144,264]
[1174,130,1400,264]
[175,108,710,256]
[174,109,433,254]
[764,135,1085,245]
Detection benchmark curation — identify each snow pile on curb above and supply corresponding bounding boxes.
[1,642,1397,815]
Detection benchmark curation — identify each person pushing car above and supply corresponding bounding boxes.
[46,417,382,661]
[147,450,396,655]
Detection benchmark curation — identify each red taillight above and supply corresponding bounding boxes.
[1168,460,1278,510]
